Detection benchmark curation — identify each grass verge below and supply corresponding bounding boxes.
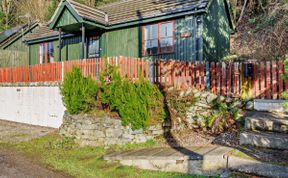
[12,133,206,178]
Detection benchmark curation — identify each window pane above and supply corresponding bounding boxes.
[160,22,173,37]
[48,42,54,63]
[39,44,44,64]
[160,37,173,52]
[88,37,99,58]
[144,26,150,40]
[151,24,158,39]
[151,39,158,54]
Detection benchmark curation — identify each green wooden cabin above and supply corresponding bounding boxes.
[24,0,234,65]
[0,23,39,67]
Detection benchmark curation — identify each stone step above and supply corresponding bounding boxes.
[240,131,288,150]
[245,112,288,133]
[254,99,285,113]
[104,146,233,175]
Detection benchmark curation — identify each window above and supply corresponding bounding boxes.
[47,42,54,63]
[143,21,175,55]
[39,43,45,64]
[88,36,100,58]
[38,42,54,64]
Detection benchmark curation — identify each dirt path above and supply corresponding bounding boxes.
[0,120,71,178]
[0,148,70,178]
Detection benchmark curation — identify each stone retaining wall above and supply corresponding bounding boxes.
[60,113,164,147]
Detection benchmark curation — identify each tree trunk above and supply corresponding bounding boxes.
[236,0,249,27]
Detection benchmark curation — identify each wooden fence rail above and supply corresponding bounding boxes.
[0,57,286,99]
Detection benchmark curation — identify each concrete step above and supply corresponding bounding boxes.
[104,146,233,175]
[254,99,285,113]
[245,112,288,133]
[240,131,288,150]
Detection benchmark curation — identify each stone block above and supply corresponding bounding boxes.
[246,116,288,133]
[240,131,288,150]
[254,99,285,113]
[106,128,123,138]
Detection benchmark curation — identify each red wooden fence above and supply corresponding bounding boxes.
[0,57,286,99]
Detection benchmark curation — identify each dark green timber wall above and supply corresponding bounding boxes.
[100,27,140,58]
[101,16,201,61]
[29,36,82,65]
[203,0,231,61]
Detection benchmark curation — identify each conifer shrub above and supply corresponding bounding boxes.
[61,67,98,114]
[61,64,166,130]
[99,64,166,130]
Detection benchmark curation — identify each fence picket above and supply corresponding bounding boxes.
[266,61,271,99]
[278,61,284,99]
[0,57,286,99]
[221,62,226,96]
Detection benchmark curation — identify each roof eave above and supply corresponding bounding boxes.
[107,8,207,30]
[25,33,76,44]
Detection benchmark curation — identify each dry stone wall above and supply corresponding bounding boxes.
[60,112,165,147]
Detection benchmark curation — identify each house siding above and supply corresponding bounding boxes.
[101,17,200,62]
[203,0,231,61]
[101,27,140,58]
[149,17,200,61]
[30,44,39,65]
[29,36,82,64]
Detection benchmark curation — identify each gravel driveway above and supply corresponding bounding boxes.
[0,119,70,178]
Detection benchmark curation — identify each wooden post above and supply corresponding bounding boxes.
[58,28,62,62]
[81,24,86,59]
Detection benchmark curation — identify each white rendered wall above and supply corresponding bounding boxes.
[0,87,65,128]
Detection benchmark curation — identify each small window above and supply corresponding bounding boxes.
[47,42,54,63]
[38,42,54,64]
[88,36,100,58]
[143,21,175,56]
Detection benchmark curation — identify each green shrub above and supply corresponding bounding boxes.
[99,64,165,130]
[61,67,98,114]
[206,98,238,135]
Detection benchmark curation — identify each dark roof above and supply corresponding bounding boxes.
[24,24,58,42]
[68,0,108,24]
[29,0,214,42]
[0,22,39,48]
[52,0,209,26]
[0,25,27,45]
[98,0,209,25]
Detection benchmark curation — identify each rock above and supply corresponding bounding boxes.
[106,128,123,138]
[185,88,192,96]
[167,87,174,92]
[152,129,164,135]
[194,91,201,98]
[206,94,217,103]
[122,133,134,140]
[245,101,254,110]
[232,101,242,108]
[131,128,144,135]
[225,97,233,103]
[179,91,185,97]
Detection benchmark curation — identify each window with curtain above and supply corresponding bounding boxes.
[143,21,175,56]
[88,36,100,58]
[39,42,54,64]
[47,42,54,63]
[39,43,45,64]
